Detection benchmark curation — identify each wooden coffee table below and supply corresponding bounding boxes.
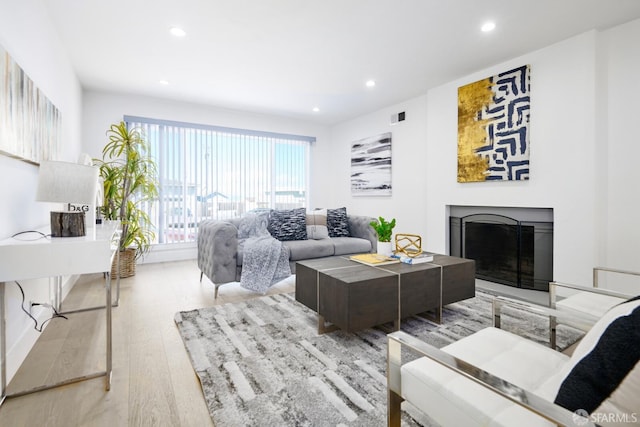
[295,254,475,333]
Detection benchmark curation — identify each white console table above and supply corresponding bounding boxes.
[0,220,121,404]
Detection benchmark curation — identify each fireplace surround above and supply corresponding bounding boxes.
[449,206,553,291]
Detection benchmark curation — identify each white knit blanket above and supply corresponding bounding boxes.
[238,212,290,294]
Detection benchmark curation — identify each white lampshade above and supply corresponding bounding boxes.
[36,160,99,205]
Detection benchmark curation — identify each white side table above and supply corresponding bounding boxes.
[0,220,121,404]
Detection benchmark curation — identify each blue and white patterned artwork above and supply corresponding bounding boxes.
[351,132,392,196]
[458,65,530,182]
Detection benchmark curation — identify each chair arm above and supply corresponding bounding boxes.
[492,295,599,333]
[387,331,597,427]
[550,281,632,308]
[347,215,377,252]
[593,266,640,288]
[197,219,238,284]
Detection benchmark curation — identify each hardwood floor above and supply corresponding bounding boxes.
[0,260,294,426]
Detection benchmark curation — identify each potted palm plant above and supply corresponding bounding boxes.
[370,216,396,255]
[94,121,159,277]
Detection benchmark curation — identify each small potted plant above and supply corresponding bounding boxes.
[370,216,396,255]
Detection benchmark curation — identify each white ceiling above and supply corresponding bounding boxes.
[44,0,640,125]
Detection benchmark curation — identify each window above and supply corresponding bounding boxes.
[124,116,313,245]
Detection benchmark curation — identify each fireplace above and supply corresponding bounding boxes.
[449,207,553,291]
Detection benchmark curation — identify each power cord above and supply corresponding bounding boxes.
[13,281,68,332]
[11,230,51,240]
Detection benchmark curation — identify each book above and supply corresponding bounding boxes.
[349,253,400,266]
[391,252,434,265]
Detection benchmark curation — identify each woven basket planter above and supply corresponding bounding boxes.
[112,247,137,278]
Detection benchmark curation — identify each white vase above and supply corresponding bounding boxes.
[377,241,392,256]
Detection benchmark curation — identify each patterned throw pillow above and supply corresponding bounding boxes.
[554,296,640,415]
[267,208,308,241]
[306,209,329,240]
[327,207,350,237]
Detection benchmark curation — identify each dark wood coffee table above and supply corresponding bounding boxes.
[295,254,475,333]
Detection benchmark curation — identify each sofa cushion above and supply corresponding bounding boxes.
[306,209,329,240]
[554,297,640,415]
[331,237,372,256]
[282,239,334,261]
[327,207,350,237]
[268,208,307,241]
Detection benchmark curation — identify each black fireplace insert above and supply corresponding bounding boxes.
[450,213,553,291]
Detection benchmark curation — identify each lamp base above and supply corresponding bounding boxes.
[50,211,86,237]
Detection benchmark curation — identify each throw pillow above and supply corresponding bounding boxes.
[554,296,640,414]
[267,208,308,241]
[327,207,350,237]
[306,209,329,240]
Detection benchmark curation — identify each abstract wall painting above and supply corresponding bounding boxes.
[351,132,392,196]
[0,44,61,165]
[458,65,530,182]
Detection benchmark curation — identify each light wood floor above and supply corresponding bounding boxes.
[0,260,294,426]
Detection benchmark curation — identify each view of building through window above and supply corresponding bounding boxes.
[125,117,312,244]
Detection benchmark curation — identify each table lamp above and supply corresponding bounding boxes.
[36,160,99,237]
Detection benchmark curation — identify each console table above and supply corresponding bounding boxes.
[0,220,121,405]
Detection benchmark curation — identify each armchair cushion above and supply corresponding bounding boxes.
[556,292,627,318]
[401,327,568,426]
[554,296,640,415]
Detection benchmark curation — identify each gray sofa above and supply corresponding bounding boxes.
[198,213,377,297]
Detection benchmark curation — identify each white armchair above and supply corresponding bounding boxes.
[387,296,640,427]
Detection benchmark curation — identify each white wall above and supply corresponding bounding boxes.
[327,96,430,238]
[0,0,83,383]
[317,22,640,288]
[600,19,640,292]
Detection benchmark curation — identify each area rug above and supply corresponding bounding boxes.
[174,291,583,426]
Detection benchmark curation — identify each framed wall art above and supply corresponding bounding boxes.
[458,64,530,182]
[351,132,392,196]
[0,44,61,165]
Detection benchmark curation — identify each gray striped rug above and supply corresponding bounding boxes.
[174,291,583,426]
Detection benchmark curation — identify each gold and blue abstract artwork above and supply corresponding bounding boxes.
[458,65,530,182]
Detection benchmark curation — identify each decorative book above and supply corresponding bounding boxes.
[350,253,400,266]
[391,252,434,265]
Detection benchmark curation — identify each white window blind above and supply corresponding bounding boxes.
[124,116,313,245]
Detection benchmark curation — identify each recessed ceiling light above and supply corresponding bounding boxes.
[312,107,320,113]
[159,80,169,85]
[170,27,186,37]
[365,80,376,88]
[481,22,496,32]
